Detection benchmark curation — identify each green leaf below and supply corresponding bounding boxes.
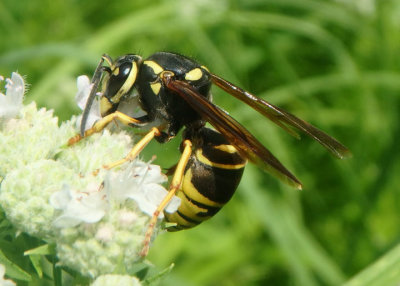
[129,261,152,281]
[343,244,400,286]
[143,263,174,286]
[0,249,31,281]
[24,244,56,256]
[28,255,43,278]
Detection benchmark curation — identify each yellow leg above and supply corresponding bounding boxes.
[140,139,193,257]
[68,111,144,146]
[103,127,161,169]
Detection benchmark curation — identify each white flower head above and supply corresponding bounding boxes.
[0,71,179,281]
[0,72,25,119]
[91,274,141,286]
[105,160,181,218]
[50,183,108,228]
[117,210,138,226]
[0,264,16,286]
[75,75,101,132]
[95,225,114,243]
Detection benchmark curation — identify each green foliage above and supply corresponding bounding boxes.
[1,0,400,285]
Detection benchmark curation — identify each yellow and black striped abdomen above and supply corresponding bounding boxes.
[165,128,247,231]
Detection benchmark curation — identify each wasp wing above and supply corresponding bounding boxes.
[211,74,351,159]
[165,79,302,189]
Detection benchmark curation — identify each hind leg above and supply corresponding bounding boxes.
[140,139,192,257]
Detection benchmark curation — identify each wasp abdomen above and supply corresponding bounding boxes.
[164,128,246,231]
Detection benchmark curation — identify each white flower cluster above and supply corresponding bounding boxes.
[0,73,180,279]
[91,274,141,286]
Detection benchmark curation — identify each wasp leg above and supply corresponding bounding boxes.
[140,139,192,257]
[103,127,161,170]
[68,111,146,146]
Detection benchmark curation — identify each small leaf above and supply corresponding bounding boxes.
[0,250,31,281]
[24,244,56,256]
[343,244,400,286]
[130,262,151,281]
[143,263,174,286]
[28,255,43,278]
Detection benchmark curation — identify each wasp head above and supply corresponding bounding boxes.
[100,54,142,117]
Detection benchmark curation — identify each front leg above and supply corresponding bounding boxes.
[103,127,161,170]
[68,111,148,146]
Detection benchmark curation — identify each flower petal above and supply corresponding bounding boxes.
[75,75,92,110]
[75,75,101,132]
[51,184,107,228]
[49,184,72,210]
[0,72,25,118]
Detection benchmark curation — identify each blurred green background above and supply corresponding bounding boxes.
[1,0,400,285]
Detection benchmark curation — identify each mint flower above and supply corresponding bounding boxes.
[0,72,25,119]
[91,274,141,286]
[51,159,180,277]
[0,102,70,177]
[0,72,180,280]
[104,161,181,217]
[0,159,83,238]
[50,183,108,228]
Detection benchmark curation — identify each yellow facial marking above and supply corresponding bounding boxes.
[195,149,247,169]
[213,144,238,154]
[144,60,164,75]
[150,82,161,95]
[100,97,113,117]
[185,68,203,81]
[112,67,120,76]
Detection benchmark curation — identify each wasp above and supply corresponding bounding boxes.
[68,52,350,256]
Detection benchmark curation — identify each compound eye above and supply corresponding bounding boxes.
[119,62,132,78]
[104,60,138,103]
[109,61,132,93]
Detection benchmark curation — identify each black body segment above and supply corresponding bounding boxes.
[135,52,212,138]
[164,127,246,231]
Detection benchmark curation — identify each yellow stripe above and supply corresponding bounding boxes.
[185,68,203,81]
[195,149,247,169]
[118,62,138,95]
[201,65,210,72]
[213,144,239,154]
[100,97,113,117]
[150,82,161,95]
[182,169,224,208]
[144,60,164,75]
[165,212,196,228]
[178,192,206,215]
